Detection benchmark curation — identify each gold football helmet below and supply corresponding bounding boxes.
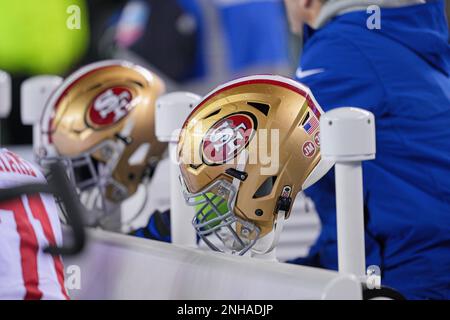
[39,60,167,228]
[178,75,333,255]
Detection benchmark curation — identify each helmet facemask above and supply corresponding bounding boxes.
[181,177,260,255]
[39,139,133,229]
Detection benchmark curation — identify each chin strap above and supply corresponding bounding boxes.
[121,179,151,230]
[249,210,286,255]
[230,150,248,208]
[252,186,292,255]
[266,208,287,254]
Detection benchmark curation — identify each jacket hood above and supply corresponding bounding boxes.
[315,0,449,75]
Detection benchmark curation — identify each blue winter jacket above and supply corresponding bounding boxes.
[290,0,450,299]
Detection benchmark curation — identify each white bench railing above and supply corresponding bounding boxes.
[64,228,362,300]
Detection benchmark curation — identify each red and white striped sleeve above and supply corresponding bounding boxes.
[0,149,68,300]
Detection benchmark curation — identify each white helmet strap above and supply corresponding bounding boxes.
[230,149,248,208]
[251,208,286,255]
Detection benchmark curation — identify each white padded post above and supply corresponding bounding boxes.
[0,70,12,119]
[320,107,375,279]
[155,92,201,247]
[20,75,63,153]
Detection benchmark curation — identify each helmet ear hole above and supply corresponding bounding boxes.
[203,109,221,119]
[300,112,310,126]
[189,164,202,170]
[129,80,144,88]
[253,176,277,199]
[247,102,270,116]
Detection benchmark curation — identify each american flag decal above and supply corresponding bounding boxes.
[303,114,319,135]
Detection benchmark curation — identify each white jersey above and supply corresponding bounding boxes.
[0,149,68,300]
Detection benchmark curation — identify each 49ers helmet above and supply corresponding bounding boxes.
[178,75,333,255]
[39,60,167,227]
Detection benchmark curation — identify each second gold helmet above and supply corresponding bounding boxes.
[39,60,167,228]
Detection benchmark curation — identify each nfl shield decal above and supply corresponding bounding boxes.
[314,131,320,147]
[202,113,257,165]
[87,87,133,128]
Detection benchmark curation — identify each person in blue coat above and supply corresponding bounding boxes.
[284,0,450,299]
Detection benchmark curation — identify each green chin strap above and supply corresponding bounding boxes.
[194,192,229,230]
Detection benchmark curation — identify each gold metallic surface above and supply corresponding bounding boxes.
[50,64,167,200]
[178,80,322,237]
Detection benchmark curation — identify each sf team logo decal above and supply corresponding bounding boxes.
[202,113,257,165]
[87,87,133,128]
